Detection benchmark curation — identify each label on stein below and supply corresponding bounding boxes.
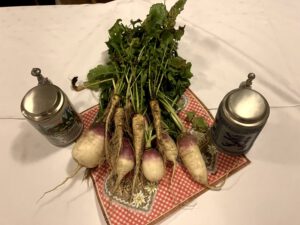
[21,68,83,147]
[211,73,270,155]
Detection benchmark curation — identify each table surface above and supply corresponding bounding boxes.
[1,0,300,225]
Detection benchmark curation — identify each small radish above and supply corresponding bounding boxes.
[142,148,165,182]
[112,138,135,193]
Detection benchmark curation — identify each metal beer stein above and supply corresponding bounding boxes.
[211,73,270,155]
[21,68,83,147]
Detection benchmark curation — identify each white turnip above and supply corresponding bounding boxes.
[38,123,106,201]
[72,123,105,168]
[142,148,165,182]
[177,133,224,190]
[177,133,208,185]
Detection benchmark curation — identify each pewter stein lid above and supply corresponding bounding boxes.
[21,68,64,122]
[222,73,269,128]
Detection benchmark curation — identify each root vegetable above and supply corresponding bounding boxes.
[131,114,145,194]
[158,133,178,184]
[159,133,178,164]
[112,138,135,193]
[150,99,162,139]
[177,133,208,185]
[177,133,224,190]
[124,100,134,138]
[150,99,178,185]
[104,94,121,165]
[110,107,125,168]
[72,124,106,168]
[142,148,165,182]
[38,123,105,201]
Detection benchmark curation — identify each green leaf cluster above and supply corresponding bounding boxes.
[84,0,192,133]
[186,111,208,132]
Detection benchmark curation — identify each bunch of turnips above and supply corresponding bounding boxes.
[39,0,221,201]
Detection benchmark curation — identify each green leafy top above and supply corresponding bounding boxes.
[82,0,192,135]
[186,111,208,132]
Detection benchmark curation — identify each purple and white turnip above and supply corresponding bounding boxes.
[142,148,165,182]
[112,138,135,193]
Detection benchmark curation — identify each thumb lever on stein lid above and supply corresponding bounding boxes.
[239,73,255,88]
[31,68,51,85]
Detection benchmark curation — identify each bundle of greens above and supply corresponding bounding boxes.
[74,0,191,131]
[72,0,218,197]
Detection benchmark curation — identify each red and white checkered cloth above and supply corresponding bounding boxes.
[80,89,250,225]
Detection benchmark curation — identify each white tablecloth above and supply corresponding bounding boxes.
[1,0,299,225]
